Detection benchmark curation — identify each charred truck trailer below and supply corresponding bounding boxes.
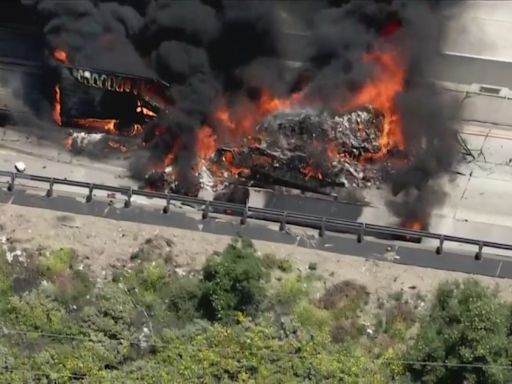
[55,64,169,133]
[0,21,168,133]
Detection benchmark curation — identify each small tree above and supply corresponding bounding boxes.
[407,279,511,384]
[198,238,267,321]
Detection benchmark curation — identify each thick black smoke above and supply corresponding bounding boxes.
[23,0,461,224]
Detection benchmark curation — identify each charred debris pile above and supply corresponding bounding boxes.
[145,106,393,195]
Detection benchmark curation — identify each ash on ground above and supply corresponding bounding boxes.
[65,131,137,156]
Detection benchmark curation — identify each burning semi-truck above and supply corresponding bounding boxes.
[52,52,170,136]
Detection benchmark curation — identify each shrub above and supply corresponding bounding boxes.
[0,248,13,297]
[3,289,77,335]
[261,254,293,273]
[407,279,512,384]
[319,280,369,318]
[198,238,268,321]
[38,248,76,277]
[261,253,279,270]
[277,259,293,273]
[384,301,416,338]
[165,277,201,326]
[130,236,175,264]
[37,248,92,306]
[307,262,317,271]
[330,319,363,343]
[293,301,332,333]
[52,269,94,306]
[119,260,169,311]
[273,276,311,313]
[388,290,404,303]
[80,282,138,342]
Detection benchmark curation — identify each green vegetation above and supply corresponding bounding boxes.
[407,279,512,384]
[261,253,293,273]
[0,238,511,383]
[199,238,268,321]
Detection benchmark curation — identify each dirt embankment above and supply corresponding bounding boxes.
[1,203,512,303]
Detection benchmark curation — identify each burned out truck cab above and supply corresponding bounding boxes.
[56,63,169,134]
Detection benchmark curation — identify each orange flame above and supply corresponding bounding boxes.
[52,49,66,126]
[136,101,157,117]
[213,90,304,142]
[71,119,118,134]
[107,140,128,152]
[196,126,217,161]
[301,164,323,180]
[343,50,405,158]
[401,218,423,231]
[53,85,62,126]
[257,89,302,115]
[53,49,68,64]
[400,218,425,241]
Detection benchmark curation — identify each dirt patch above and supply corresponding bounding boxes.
[319,280,369,311]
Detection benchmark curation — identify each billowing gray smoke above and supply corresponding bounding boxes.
[24,0,461,226]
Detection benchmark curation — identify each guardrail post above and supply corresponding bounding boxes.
[46,178,54,198]
[163,194,171,214]
[318,217,326,238]
[279,212,287,232]
[124,188,132,208]
[202,202,210,220]
[6,173,15,192]
[357,223,365,243]
[436,236,445,255]
[85,184,94,203]
[240,207,248,225]
[475,241,484,261]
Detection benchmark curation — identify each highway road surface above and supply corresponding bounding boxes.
[1,117,512,256]
[0,175,510,280]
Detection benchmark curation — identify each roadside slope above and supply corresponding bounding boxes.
[2,202,512,301]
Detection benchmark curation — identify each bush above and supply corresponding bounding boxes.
[330,319,363,343]
[119,260,169,312]
[384,301,416,338]
[52,269,94,306]
[4,289,78,335]
[407,279,512,384]
[165,277,201,326]
[388,290,404,302]
[319,280,369,318]
[277,259,293,273]
[261,254,293,273]
[38,248,76,277]
[37,248,93,306]
[198,238,268,321]
[308,262,317,271]
[0,248,13,297]
[261,253,279,270]
[80,282,138,342]
[273,276,311,313]
[293,301,332,333]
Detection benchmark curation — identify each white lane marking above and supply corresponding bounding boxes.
[496,261,503,277]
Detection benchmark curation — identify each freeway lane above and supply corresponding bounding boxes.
[2,121,512,254]
[0,181,509,279]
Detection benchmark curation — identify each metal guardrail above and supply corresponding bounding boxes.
[1,170,511,260]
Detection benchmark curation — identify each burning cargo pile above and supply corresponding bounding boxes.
[145,106,394,196]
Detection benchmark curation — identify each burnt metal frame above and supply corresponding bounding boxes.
[1,170,511,260]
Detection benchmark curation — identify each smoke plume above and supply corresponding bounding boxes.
[23,0,461,224]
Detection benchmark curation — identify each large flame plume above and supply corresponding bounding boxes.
[186,48,406,184]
